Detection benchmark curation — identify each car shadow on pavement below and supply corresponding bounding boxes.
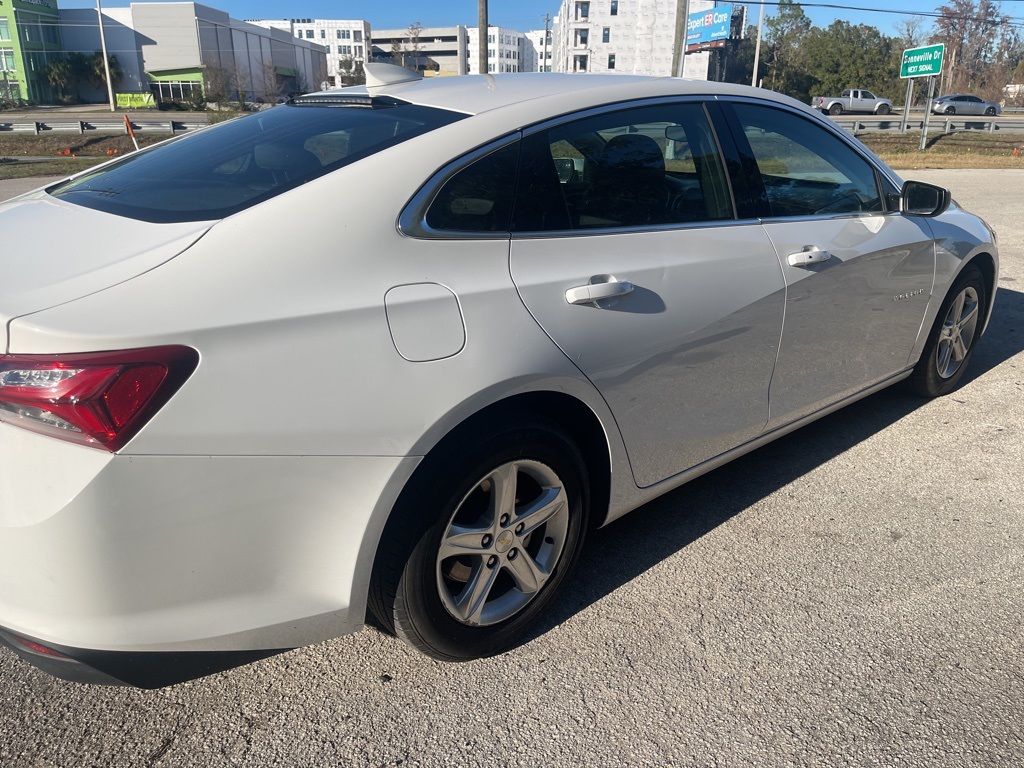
[533,284,1024,639]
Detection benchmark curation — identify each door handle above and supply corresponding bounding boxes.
[787,246,831,267]
[565,279,635,305]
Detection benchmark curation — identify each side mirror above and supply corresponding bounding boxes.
[553,158,576,183]
[901,180,951,217]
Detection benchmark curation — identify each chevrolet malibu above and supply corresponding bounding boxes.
[0,65,998,687]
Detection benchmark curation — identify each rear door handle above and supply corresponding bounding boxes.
[787,246,831,267]
[565,279,635,305]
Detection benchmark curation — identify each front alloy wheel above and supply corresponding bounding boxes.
[934,285,980,380]
[910,265,986,397]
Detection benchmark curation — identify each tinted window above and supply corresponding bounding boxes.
[424,142,519,233]
[514,102,733,232]
[50,100,465,223]
[732,103,882,217]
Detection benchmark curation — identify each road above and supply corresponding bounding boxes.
[1,170,1022,767]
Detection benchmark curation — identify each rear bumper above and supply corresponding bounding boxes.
[0,423,418,684]
[0,627,284,687]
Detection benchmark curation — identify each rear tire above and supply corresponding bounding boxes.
[371,417,589,661]
[909,266,986,397]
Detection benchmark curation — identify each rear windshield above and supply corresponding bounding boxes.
[49,99,465,223]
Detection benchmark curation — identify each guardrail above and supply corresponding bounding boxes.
[832,115,1024,135]
[0,119,207,135]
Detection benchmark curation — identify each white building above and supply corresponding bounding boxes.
[466,27,525,74]
[553,0,713,78]
[60,3,328,104]
[292,19,370,86]
[524,27,557,73]
[371,26,469,76]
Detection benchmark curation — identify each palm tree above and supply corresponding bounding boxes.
[45,57,76,102]
[87,51,123,91]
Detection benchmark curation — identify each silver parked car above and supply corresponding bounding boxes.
[931,94,1002,116]
[0,65,998,687]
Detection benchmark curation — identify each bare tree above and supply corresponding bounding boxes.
[932,0,1009,95]
[894,17,926,50]
[203,65,231,110]
[257,59,282,103]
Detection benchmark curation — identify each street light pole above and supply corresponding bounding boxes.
[96,0,115,111]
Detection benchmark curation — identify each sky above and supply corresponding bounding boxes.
[56,0,1001,39]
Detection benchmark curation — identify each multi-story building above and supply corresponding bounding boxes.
[466,26,525,74]
[252,19,370,87]
[58,3,328,105]
[524,27,557,73]
[1,0,63,104]
[553,0,714,78]
[370,26,469,76]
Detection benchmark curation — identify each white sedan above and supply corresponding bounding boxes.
[0,65,998,687]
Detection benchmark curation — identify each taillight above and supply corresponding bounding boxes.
[0,346,198,451]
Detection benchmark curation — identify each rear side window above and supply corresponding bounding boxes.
[50,100,465,223]
[516,102,734,232]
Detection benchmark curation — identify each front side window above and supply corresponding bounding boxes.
[731,103,882,217]
[50,100,465,223]
[514,102,733,232]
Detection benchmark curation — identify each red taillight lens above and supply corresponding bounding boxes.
[0,346,198,451]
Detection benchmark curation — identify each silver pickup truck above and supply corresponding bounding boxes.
[811,89,894,115]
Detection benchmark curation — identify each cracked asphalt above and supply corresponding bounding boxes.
[1,170,1022,767]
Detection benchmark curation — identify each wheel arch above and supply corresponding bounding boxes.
[966,251,998,333]
[363,389,616,628]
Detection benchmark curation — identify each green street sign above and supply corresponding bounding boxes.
[901,44,945,79]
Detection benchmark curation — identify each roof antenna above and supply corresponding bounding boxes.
[364,63,423,88]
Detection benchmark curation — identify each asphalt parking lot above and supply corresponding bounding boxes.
[1,169,1022,767]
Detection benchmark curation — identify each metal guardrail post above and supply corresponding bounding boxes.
[32,121,39,136]
[78,121,85,135]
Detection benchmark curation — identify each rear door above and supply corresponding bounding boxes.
[508,101,786,488]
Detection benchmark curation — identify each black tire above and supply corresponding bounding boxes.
[909,265,986,397]
[828,103,843,116]
[370,417,589,661]
[945,106,956,115]
[876,103,891,115]
[985,106,996,116]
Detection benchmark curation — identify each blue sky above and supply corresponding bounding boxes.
[59,0,966,38]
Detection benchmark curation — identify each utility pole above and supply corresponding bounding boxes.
[478,0,488,75]
[751,1,765,87]
[97,0,115,111]
[672,0,690,77]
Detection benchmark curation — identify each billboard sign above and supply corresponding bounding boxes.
[687,4,733,47]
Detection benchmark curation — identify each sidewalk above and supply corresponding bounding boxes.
[0,175,64,202]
